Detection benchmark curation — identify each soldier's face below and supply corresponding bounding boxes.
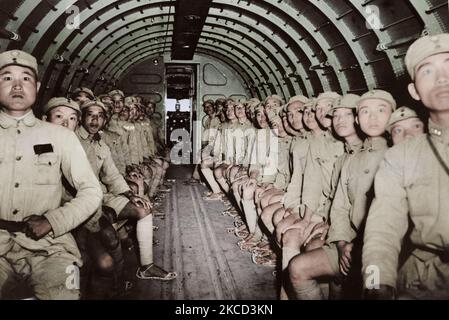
[146,104,155,115]
[356,99,393,137]
[101,96,112,104]
[255,110,268,128]
[265,98,280,113]
[332,107,356,138]
[47,106,79,131]
[270,117,287,137]
[409,53,449,113]
[226,104,236,120]
[203,103,214,116]
[235,104,246,119]
[303,107,319,131]
[0,65,40,115]
[287,102,304,131]
[119,108,130,121]
[391,117,424,145]
[74,92,91,105]
[82,106,106,134]
[315,99,333,128]
[112,94,124,113]
[129,105,138,120]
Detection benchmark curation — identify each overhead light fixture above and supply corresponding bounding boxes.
[153,58,159,65]
[182,45,190,49]
[184,15,201,22]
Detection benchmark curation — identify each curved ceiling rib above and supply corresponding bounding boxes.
[1,0,447,103]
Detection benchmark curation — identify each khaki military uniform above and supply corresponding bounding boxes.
[323,140,364,219]
[273,136,293,191]
[282,133,311,211]
[140,119,157,158]
[202,114,221,147]
[363,121,449,298]
[150,114,165,154]
[236,119,256,167]
[302,130,344,218]
[0,111,102,299]
[324,137,388,274]
[107,115,130,167]
[101,129,127,175]
[76,126,130,217]
[248,127,275,184]
[123,121,142,165]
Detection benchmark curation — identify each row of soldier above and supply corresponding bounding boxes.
[194,33,449,300]
[0,49,176,300]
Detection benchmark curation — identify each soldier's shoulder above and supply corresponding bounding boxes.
[385,134,427,159]
[38,119,77,137]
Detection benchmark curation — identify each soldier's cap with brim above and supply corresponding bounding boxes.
[386,106,420,133]
[255,103,265,114]
[303,98,317,111]
[315,91,341,106]
[80,100,108,113]
[326,94,360,117]
[0,50,38,78]
[203,99,215,107]
[71,87,95,100]
[249,98,261,104]
[284,95,309,112]
[356,89,397,111]
[124,96,137,107]
[108,89,125,98]
[405,33,449,80]
[43,97,81,115]
[264,94,284,105]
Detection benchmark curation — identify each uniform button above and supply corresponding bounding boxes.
[17,129,21,134]
[14,182,20,188]
[12,209,19,215]
[16,156,22,161]
[364,169,370,174]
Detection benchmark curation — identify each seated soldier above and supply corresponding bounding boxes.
[0,50,103,300]
[42,97,127,298]
[289,90,396,300]
[363,34,449,300]
[76,100,176,282]
[71,87,95,106]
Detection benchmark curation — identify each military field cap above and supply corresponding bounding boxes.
[303,98,317,110]
[264,94,284,105]
[124,96,137,106]
[81,100,107,113]
[203,99,215,106]
[315,91,341,105]
[357,89,397,111]
[386,106,419,133]
[255,103,265,114]
[108,89,125,97]
[249,98,261,104]
[0,50,39,77]
[43,97,81,115]
[71,87,94,100]
[327,94,360,116]
[405,33,449,80]
[285,95,309,112]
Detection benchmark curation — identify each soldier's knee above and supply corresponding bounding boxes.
[282,228,300,247]
[135,206,151,220]
[288,255,306,283]
[261,207,273,224]
[213,167,223,178]
[96,254,115,276]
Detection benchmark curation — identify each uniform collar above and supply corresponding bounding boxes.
[76,125,102,143]
[345,140,363,155]
[0,110,37,129]
[428,119,449,142]
[362,137,388,152]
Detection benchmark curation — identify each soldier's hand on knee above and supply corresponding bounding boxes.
[24,215,52,240]
[130,196,152,210]
[337,241,353,276]
[304,221,329,245]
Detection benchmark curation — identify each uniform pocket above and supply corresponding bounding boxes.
[33,153,60,185]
